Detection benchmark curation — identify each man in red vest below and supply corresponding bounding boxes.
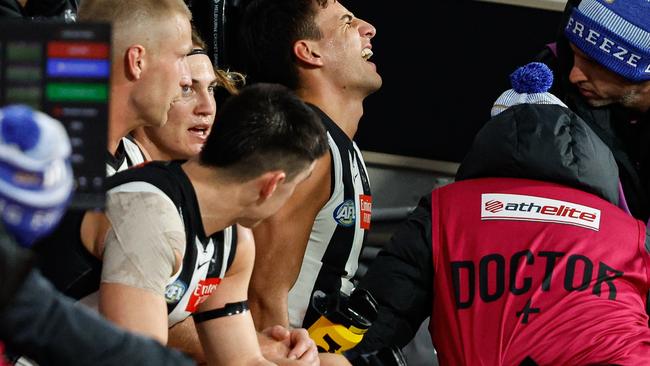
[351,63,650,365]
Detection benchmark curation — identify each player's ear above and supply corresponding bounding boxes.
[258,171,286,200]
[294,39,323,67]
[125,45,146,80]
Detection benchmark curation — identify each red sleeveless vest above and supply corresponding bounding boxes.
[0,342,9,366]
[430,178,650,365]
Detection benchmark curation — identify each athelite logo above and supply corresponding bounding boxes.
[481,193,601,231]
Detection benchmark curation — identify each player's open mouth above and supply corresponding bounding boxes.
[361,47,373,61]
[188,125,209,138]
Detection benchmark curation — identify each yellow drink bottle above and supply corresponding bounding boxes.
[307,289,378,354]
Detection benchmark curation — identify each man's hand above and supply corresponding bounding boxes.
[260,325,319,365]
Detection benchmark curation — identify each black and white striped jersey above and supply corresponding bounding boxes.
[105,135,146,177]
[105,161,238,326]
[289,105,372,329]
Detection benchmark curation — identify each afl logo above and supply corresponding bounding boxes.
[333,199,355,227]
[165,279,187,304]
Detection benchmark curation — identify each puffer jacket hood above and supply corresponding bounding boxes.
[456,103,619,205]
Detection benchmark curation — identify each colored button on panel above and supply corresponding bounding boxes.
[6,65,42,82]
[6,86,41,102]
[46,83,107,102]
[6,42,41,62]
[47,41,109,59]
[47,59,109,78]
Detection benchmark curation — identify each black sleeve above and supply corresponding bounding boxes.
[0,270,195,366]
[0,233,33,312]
[23,0,74,17]
[0,0,24,18]
[355,193,433,353]
[644,224,650,313]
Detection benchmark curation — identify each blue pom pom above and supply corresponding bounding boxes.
[510,62,554,94]
[1,105,41,151]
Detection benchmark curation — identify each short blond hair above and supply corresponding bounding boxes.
[79,0,191,58]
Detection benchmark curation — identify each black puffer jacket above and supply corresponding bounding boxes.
[0,231,33,313]
[0,0,22,18]
[456,103,620,206]
[0,0,77,21]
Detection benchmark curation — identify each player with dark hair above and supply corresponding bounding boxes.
[99,83,329,365]
[237,1,382,344]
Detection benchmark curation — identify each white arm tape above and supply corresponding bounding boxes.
[102,190,186,295]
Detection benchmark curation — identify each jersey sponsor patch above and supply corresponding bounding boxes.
[481,193,601,231]
[165,279,187,304]
[359,194,372,230]
[185,277,221,313]
[333,199,355,227]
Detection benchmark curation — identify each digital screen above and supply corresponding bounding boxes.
[0,21,110,209]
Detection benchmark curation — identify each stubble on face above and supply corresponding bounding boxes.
[314,2,382,96]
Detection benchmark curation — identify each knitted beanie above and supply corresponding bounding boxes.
[565,0,650,82]
[0,105,73,247]
[491,62,567,117]
[460,62,621,205]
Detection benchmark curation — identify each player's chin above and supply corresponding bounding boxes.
[181,137,206,154]
[187,144,204,157]
[239,218,262,229]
